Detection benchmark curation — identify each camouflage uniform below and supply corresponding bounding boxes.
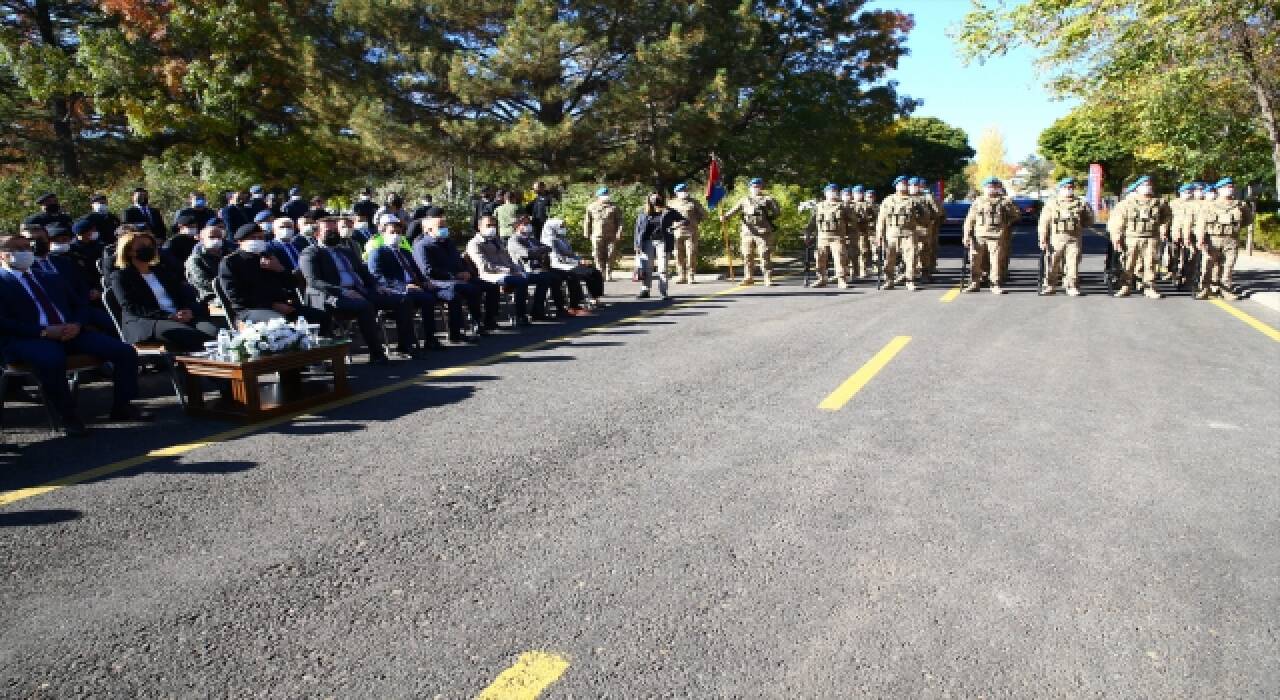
[1195,196,1254,299]
[1109,194,1172,297]
[963,194,1018,292]
[1167,193,1197,282]
[812,199,850,288]
[914,190,941,278]
[875,193,923,290]
[723,193,782,285]
[1037,195,1095,293]
[668,196,708,284]
[583,198,624,281]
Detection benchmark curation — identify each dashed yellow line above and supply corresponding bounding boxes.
[475,651,569,700]
[0,283,749,509]
[818,336,912,411]
[1210,299,1280,342]
[939,285,962,303]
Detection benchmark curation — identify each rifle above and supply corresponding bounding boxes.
[1104,241,1126,294]
[960,238,970,285]
[876,237,887,290]
[801,209,817,287]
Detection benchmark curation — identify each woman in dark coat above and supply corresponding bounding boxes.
[110,231,218,352]
[633,192,684,299]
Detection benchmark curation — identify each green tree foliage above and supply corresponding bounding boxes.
[891,116,974,182]
[957,0,1279,197]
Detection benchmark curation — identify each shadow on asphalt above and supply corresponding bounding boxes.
[0,508,82,527]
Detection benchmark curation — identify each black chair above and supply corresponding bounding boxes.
[101,285,186,408]
[212,277,239,329]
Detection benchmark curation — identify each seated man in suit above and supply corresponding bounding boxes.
[0,233,148,436]
[413,216,496,335]
[185,224,227,309]
[466,215,533,325]
[23,222,115,334]
[217,224,329,333]
[509,214,581,318]
[298,223,420,363]
[109,231,218,352]
[365,216,446,350]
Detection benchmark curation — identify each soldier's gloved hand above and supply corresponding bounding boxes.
[1038,240,1048,251]
[1113,241,1124,253]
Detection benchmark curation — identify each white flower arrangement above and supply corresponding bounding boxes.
[228,318,309,358]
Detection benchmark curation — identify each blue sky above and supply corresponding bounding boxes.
[868,0,1075,162]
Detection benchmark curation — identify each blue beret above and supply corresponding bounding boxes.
[1203,184,1216,193]
[892,176,908,186]
[1133,175,1151,187]
[71,217,94,235]
[253,210,274,223]
[865,189,876,195]
[249,185,263,195]
[982,177,1001,187]
[288,186,301,196]
[907,177,921,186]
[852,185,864,193]
[1192,181,1206,189]
[595,187,609,196]
[1214,177,1234,188]
[748,178,764,186]
[823,183,839,192]
[840,187,853,194]
[1058,177,1077,186]
[673,183,688,193]
[1178,183,1194,193]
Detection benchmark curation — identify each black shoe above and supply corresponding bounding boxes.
[423,338,447,351]
[636,289,651,299]
[515,316,532,327]
[108,404,153,422]
[369,354,390,365]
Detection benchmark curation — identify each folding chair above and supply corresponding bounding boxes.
[101,285,186,408]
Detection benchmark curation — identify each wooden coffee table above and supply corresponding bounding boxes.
[176,341,351,421]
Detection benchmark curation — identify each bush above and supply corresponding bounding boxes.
[1254,212,1280,252]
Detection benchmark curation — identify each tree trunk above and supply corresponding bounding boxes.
[33,0,80,178]
[1237,30,1280,198]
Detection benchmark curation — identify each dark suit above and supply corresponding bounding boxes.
[353,199,378,222]
[0,267,139,420]
[174,206,217,232]
[369,243,460,336]
[281,197,309,221]
[216,251,327,332]
[86,211,122,244]
[36,255,114,333]
[412,236,493,325]
[163,235,198,266]
[299,245,415,355]
[123,204,167,240]
[110,264,218,352]
[220,204,251,236]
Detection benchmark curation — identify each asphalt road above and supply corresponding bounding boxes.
[2,227,1278,698]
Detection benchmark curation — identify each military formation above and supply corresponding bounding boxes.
[767,173,1256,299]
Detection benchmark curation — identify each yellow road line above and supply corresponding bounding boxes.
[939,285,962,303]
[475,651,569,700]
[1,284,748,509]
[1210,299,1280,342]
[818,336,912,411]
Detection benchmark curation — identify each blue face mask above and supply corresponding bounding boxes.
[434,227,450,239]
[194,198,207,208]
[261,221,273,233]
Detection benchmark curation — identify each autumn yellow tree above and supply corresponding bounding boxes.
[971,126,1009,184]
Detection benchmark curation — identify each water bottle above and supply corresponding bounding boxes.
[216,329,231,360]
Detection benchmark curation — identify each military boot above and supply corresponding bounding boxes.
[813,278,828,288]
[763,273,777,287]
[1041,284,1056,295]
[1114,285,1132,298]
[837,278,849,289]
[1221,288,1240,300]
[964,282,980,293]
[905,281,917,291]
[1143,287,1163,299]
[1194,289,1210,300]
[1066,287,1081,297]
[991,285,1006,295]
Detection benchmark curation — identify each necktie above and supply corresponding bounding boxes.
[282,242,298,267]
[40,259,57,274]
[24,271,65,326]
[332,250,365,292]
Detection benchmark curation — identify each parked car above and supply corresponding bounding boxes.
[940,201,971,242]
[1011,197,1043,224]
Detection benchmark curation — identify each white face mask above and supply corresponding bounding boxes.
[91,202,107,213]
[50,242,71,254]
[1137,184,1154,196]
[300,224,316,235]
[276,227,295,239]
[204,238,224,250]
[240,240,268,254]
[1220,187,1235,199]
[518,225,533,235]
[339,228,353,238]
[749,188,763,197]
[6,251,35,270]
[383,233,400,246]
[482,227,498,238]
[676,191,690,200]
[598,195,611,203]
